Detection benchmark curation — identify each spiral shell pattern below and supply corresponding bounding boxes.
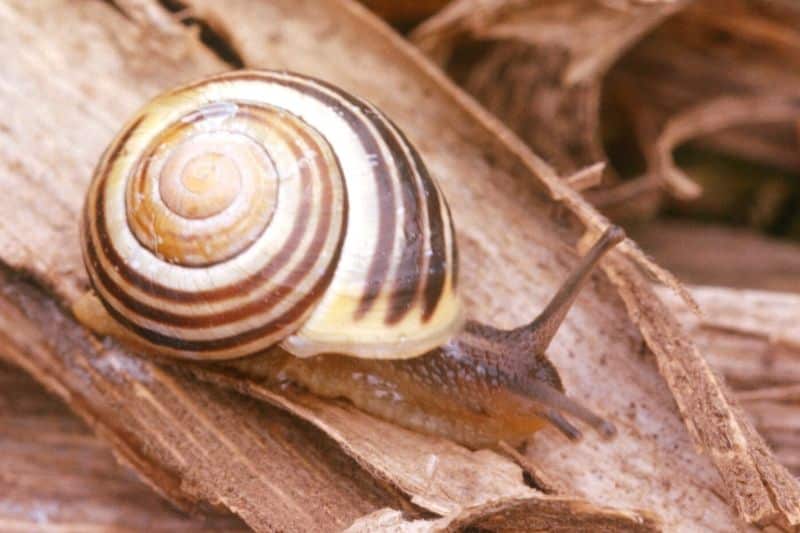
[81,70,462,361]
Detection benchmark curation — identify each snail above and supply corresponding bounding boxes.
[74,70,623,448]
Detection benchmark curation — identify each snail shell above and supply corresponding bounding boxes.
[80,70,462,361]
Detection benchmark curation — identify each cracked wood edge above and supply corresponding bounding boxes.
[661,285,800,479]
[0,269,408,532]
[405,0,800,526]
[0,358,250,532]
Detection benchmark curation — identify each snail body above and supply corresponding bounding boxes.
[76,70,620,448]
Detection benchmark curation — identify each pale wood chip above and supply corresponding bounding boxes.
[438,496,660,532]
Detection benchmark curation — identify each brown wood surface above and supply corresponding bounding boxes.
[0,0,798,531]
[661,285,800,479]
[632,221,800,293]
[609,0,800,174]
[0,268,408,532]
[0,358,249,532]
[414,0,800,225]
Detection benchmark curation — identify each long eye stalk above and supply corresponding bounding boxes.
[520,225,626,353]
[502,225,624,440]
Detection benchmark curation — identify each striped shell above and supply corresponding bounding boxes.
[80,70,462,361]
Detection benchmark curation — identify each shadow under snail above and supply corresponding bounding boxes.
[74,70,623,448]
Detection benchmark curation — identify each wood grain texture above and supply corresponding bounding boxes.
[0,359,248,532]
[0,269,407,532]
[662,285,800,478]
[411,0,800,527]
[608,0,800,175]
[346,499,660,532]
[0,0,797,530]
[632,221,800,293]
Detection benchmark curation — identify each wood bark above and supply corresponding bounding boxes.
[413,0,800,223]
[0,0,798,531]
[631,221,800,293]
[0,359,249,532]
[6,281,798,530]
[412,0,690,179]
[660,286,800,478]
[608,0,800,174]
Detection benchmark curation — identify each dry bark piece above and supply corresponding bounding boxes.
[601,259,800,527]
[603,0,800,217]
[414,0,800,226]
[678,288,800,350]
[0,359,248,532]
[606,94,800,211]
[660,285,800,390]
[0,269,408,532]
[438,497,659,532]
[660,285,800,481]
[645,96,800,200]
[345,509,444,533]
[631,221,800,293]
[346,497,661,533]
[0,0,797,529]
[411,0,689,178]
[564,162,606,193]
[739,386,800,403]
[610,0,800,173]
[743,400,800,477]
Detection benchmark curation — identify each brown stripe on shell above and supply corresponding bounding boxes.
[234,70,453,323]
[83,69,459,356]
[102,115,146,174]
[444,198,459,290]
[91,106,313,304]
[381,115,428,324]
[87,107,335,327]
[389,120,448,322]
[210,71,409,321]
[93,196,346,354]
[279,77,398,320]
[84,100,347,358]
[81,115,146,284]
[362,108,425,325]
[90,167,348,354]
[87,159,307,329]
